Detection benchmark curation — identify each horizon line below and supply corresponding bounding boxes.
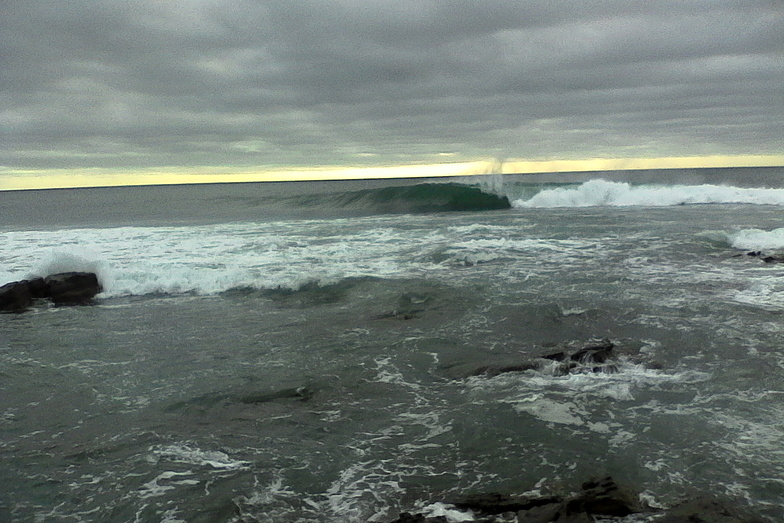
[1,154,783,192]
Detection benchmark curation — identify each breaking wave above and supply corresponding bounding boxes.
[726,227,784,252]
[296,183,511,214]
[513,179,784,208]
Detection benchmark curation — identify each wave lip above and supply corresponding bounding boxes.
[513,179,784,208]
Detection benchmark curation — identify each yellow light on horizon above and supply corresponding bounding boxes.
[1,154,783,191]
[502,154,784,174]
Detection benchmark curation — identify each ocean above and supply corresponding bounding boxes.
[1,167,784,522]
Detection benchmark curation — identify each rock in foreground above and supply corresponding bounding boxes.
[0,280,35,312]
[0,272,102,312]
[44,272,103,304]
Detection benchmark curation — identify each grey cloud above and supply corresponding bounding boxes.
[1,0,782,172]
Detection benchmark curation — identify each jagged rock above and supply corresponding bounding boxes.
[0,280,34,312]
[44,272,102,304]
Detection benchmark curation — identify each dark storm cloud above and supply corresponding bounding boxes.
[1,0,782,172]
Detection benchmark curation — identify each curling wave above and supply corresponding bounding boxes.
[297,183,511,214]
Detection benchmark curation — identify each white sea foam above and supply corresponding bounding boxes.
[728,227,784,251]
[149,443,250,470]
[513,179,784,208]
[138,471,198,499]
[0,222,447,297]
[419,502,475,522]
[731,281,784,311]
[467,362,710,431]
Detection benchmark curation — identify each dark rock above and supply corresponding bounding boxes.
[389,479,767,523]
[517,502,564,522]
[738,251,784,264]
[483,362,541,378]
[0,281,34,312]
[451,492,562,515]
[440,360,540,380]
[566,476,640,517]
[2,272,102,311]
[570,340,614,364]
[451,477,639,522]
[26,277,49,299]
[44,272,102,304]
[444,339,630,380]
[658,497,765,523]
[541,351,567,361]
[389,513,447,523]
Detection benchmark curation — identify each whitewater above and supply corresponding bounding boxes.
[2,167,784,522]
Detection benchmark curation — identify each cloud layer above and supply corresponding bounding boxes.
[2,0,782,175]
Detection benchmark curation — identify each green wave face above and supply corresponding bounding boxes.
[330,183,512,214]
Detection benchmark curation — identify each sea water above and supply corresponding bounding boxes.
[1,167,784,522]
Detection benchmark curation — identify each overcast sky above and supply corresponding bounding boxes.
[1,0,783,185]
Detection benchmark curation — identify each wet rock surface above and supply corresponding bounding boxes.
[0,280,35,312]
[0,272,103,312]
[441,338,649,380]
[44,272,103,304]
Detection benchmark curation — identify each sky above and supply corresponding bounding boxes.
[1,0,783,190]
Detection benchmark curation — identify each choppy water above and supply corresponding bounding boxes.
[1,168,784,522]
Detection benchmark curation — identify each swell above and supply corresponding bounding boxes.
[293,182,511,214]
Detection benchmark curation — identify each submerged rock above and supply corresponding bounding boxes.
[236,385,315,404]
[397,477,639,523]
[0,272,102,312]
[738,251,784,264]
[443,339,625,380]
[164,384,317,415]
